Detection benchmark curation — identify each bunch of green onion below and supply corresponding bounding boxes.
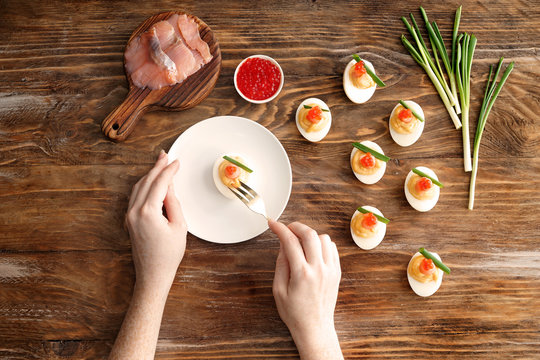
[401,7,463,130]
[401,6,480,172]
[401,7,514,209]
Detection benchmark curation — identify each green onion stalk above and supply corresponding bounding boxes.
[419,7,461,115]
[456,33,477,172]
[450,6,462,115]
[469,58,514,210]
[401,13,462,129]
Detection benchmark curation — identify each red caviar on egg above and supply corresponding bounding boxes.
[361,212,378,230]
[307,106,323,124]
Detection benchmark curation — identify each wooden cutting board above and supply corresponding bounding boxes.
[101,11,221,141]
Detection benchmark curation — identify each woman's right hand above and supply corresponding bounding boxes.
[269,220,343,360]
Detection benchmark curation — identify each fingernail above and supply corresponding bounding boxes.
[158,149,166,160]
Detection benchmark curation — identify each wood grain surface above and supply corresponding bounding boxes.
[1,0,539,359]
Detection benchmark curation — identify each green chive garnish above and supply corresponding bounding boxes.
[352,54,386,87]
[352,142,390,162]
[223,156,253,173]
[399,100,425,122]
[419,248,451,274]
[303,104,330,112]
[357,207,390,224]
[412,168,443,188]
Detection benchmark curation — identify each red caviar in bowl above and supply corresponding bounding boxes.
[236,57,282,101]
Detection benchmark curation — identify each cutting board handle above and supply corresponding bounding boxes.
[101,88,152,142]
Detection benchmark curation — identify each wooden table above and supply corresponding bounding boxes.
[1,0,539,358]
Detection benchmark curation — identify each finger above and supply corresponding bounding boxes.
[145,160,180,208]
[163,181,185,225]
[127,180,140,211]
[132,150,169,209]
[287,222,323,264]
[332,241,339,266]
[319,234,333,264]
[268,219,306,271]
[331,242,341,273]
[272,245,290,298]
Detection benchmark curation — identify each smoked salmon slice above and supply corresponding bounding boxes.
[125,14,213,90]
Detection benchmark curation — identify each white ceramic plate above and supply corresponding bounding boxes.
[167,116,292,244]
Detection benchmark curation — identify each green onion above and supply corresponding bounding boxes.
[419,8,459,109]
[400,10,461,129]
[456,33,477,172]
[357,207,390,224]
[398,100,425,122]
[352,54,386,87]
[303,104,329,112]
[419,248,451,274]
[412,168,443,188]
[451,6,462,114]
[223,156,253,173]
[352,142,390,162]
[469,59,514,210]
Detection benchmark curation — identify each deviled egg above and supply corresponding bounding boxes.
[404,166,442,212]
[295,98,332,142]
[350,141,388,184]
[407,249,449,297]
[350,205,388,250]
[212,154,253,199]
[389,100,425,147]
[343,56,378,104]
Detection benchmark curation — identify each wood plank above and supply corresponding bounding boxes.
[0,246,538,355]
[0,1,538,166]
[0,158,538,251]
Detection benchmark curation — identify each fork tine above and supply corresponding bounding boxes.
[235,185,253,200]
[239,181,257,197]
[229,187,249,204]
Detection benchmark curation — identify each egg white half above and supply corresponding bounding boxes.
[350,205,387,250]
[389,100,425,147]
[350,140,387,184]
[295,98,332,142]
[404,166,440,212]
[407,252,444,297]
[343,59,377,104]
[212,154,254,199]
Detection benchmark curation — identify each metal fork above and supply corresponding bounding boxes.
[229,181,269,220]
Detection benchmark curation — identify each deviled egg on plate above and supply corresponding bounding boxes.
[404,166,442,212]
[343,54,384,104]
[350,205,389,250]
[390,100,425,147]
[212,154,253,199]
[407,248,450,297]
[295,98,332,142]
[350,141,389,184]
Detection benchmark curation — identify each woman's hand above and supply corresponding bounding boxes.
[125,150,187,292]
[269,220,343,360]
[110,151,187,360]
